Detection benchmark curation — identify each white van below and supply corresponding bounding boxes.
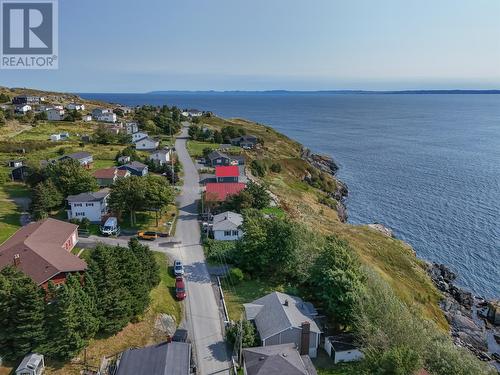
[100,217,120,236]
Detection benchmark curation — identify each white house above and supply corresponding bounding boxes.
[15,353,45,375]
[182,109,203,117]
[125,122,139,134]
[66,103,85,111]
[117,105,133,114]
[66,188,110,223]
[50,132,69,141]
[135,137,159,150]
[211,211,243,240]
[53,105,64,110]
[15,104,31,113]
[96,112,117,123]
[131,131,148,142]
[47,108,65,121]
[149,148,171,166]
[324,335,364,364]
[82,114,92,122]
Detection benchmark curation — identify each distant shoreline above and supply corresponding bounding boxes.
[77,89,500,96]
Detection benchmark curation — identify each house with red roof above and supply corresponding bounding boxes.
[93,166,130,187]
[0,218,87,288]
[205,182,246,202]
[215,166,240,183]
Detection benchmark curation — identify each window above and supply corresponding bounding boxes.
[86,203,94,207]
[232,230,239,236]
[73,203,82,207]
[224,230,232,236]
[75,212,85,217]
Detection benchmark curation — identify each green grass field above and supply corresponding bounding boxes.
[186,140,219,157]
[0,182,31,244]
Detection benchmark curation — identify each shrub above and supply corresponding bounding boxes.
[203,239,237,264]
[250,160,267,177]
[228,267,244,284]
[270,163,281,173]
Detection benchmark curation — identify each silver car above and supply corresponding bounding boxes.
[174,260,184,276]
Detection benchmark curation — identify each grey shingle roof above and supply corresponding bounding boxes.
[243,344,316,375]
[207,150,230,160]
[244,292,320,340]
[212,211,243,231]
[67,188,110,203]
[119,161,147,172]
[115,342,190,375]
[65,151,92,160]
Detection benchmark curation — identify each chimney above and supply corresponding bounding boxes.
[300,321,310,356]
[13,254,20,267]
[284,299,289,307]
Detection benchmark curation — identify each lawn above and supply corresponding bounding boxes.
[120,204,178,235]
[40,252,181,375]
[186,140,219,157]
[0,182,31,244]
[221,278,283,321]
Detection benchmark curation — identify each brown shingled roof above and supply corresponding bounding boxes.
[93,167,117,179]
[0,218,87,285]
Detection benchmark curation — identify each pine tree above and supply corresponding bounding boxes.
[128,238,160,288]
[0,267,45,361]
[88,244,132,334]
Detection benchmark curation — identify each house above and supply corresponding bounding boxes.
[50,132,69,141]
[47,108,65,121]
[112,341,191,375]
[12,95,40,105]
[7,160,23,168]
[135,137,159,150]
[244,292,321,358]
[231,135,258,149]
[15,353,45,375]
[324,334,364,364]
[92,108,112,117]
[52,105,64,110]
[11,165,29,182]
[106,124,123,135]
[15,104,31,113]
[117,105,133,114]
[182,109,203,117]
[125,122,139,134]
[205,182,246,202]
[66,103,85,111]
[215,165,239,183]
[66,188,110,223]
[206,150,237,167]
[93,167,130,187]
[82,114,92,122]
[59,151,93,168]
[117,155,131,164]
[118,161,148,177]
[96,112,117,123]
[243,344,317,375]
[211,211,243,240]
[131,131,149,142]
[0,218,86,288]
[149,148,171,166]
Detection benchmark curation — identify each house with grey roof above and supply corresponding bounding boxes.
[66,188,110,223]
[134,136,159,150]
[58,151,93,168]
[211,211,243,241]
[206,150,236,167]
[244,292,321,358]
[113,341,191,375]
[15,353,45,375]
[149,148,172,166]
[231,135,259,149]
[243,344,317,375]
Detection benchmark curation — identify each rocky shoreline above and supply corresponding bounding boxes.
[300,148,349,222]
[427,263,500,370]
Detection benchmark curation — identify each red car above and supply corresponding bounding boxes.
[175,277,186,300]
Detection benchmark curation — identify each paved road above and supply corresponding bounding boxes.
[175,125,231,375]
[78,125,231,374]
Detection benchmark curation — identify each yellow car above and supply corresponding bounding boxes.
[137,231,158,241]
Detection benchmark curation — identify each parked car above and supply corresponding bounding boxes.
[175,277,186,300]
[174,260,184,276]
[100,217,120,236]
[137,231,158,240]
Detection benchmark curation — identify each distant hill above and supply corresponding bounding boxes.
[148,89,500,95]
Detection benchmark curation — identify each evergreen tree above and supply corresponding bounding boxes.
[0,267,45,361]
[45,158,98,196]
[31,179,63,219]
[88,244,132,334]
[128,238,160,288]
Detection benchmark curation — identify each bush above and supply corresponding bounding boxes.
[228,268,244,284]
[225,320,258,348]
[270,163,281,173]
[203,239,237,264]
[250,160,267,177]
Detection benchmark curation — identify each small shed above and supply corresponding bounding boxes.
[15,353,45,375]
[118,155,131,164]
[324,334,364,364]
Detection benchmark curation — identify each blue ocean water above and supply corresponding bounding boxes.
[81,92,500,298]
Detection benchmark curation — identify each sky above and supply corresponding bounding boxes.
[1,0,500,92]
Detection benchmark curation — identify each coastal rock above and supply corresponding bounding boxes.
[367,223,394,238]
[449,312,488,351]
[301,147,339,175]
[336,202,348,223]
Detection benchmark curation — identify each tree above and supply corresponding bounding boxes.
[45,159,98,196]
[128,238,160,288]
[373,345,422,375]
[0,267,46,361]
[93,124,115,144]
[225,319,258,348]
[235,209,268,275]
[250,160,267,177]
[31,179,64,219]
[43,274,99,359]
[213,130,223,144]
[309,236,365,327]
[143,175,174,226]
[34,111,48,122]
[245,181,270,209]
[109,176,146,227]
[0,111,5,127]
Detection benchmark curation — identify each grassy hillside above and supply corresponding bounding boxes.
[201,116,447,329]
